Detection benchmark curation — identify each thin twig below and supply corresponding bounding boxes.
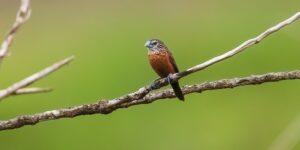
[13,87,52,95]
[0,70,299,130]
[0,0,72,99]
[111,12,300,105]
[0,56,74,101]
[176,12,300,79]
[0,0,31,62]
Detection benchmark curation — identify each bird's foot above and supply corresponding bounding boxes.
[167,73,176,84]
[150,78,161,90]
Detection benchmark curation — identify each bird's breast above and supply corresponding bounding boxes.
[148,52,176,77]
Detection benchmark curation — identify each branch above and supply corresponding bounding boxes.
[0,6,298,130]
[0,0,31,63]
[107,12,300,105]
[0,12,299,131]
[0,0,74,99]
[176,12,300,78]
[0,70,299,130]
[155,11,300,87]
[13,87,52,95]
[121,71,300,108]
[0,56,74,101]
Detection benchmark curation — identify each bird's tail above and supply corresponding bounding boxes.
[170,81,185,101]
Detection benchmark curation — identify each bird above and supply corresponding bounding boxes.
[144,39,185,101]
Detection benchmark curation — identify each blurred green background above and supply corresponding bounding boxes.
[0,0,299,149]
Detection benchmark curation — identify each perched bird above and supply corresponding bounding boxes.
[144,39,185,101]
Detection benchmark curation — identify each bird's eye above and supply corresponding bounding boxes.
[152,41,158,45]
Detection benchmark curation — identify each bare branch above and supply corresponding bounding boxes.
[0,70,299,130]
[13,87,52,95]
[0,0,73,99]
[0,0,31,63]
[0,3,298,131]
[174,12,300,78]
[109,12,300,105]
[121,71,300,108]
[0,56,74,101]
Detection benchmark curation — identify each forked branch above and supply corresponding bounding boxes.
[0,0,74,101]
[107,11,300,105]
[0,56,74,101]
[0,0,31,62]
[0,1,299,131]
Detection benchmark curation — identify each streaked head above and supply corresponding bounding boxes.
[144,39,166,51]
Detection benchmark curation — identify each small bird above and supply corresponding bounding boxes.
[144,39,184,101]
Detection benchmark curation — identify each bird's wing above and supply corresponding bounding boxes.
[167,50,179,73]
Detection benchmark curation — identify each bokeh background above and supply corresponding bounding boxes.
[0,0,299,149]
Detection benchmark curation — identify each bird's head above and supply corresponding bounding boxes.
[144,39,166,52]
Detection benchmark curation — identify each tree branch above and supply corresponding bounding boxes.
[12,87,52,95]
[0,2,299,131]
[0,70,299,130]
[0,56,74,101]
[176,12,300,78]
[0,0,74,100]
[109,12,300,105]
[0,0,31,63]
[154,11,300,87]
[120,71,300,108]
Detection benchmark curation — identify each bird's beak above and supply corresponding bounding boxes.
[144,40,151,48]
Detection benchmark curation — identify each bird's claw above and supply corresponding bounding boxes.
[150,74,176,90]
[150,82,159,90]
[167,73,176,84]
[150,78,161,90]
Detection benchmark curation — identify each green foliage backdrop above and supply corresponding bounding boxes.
[0,0,299,149]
